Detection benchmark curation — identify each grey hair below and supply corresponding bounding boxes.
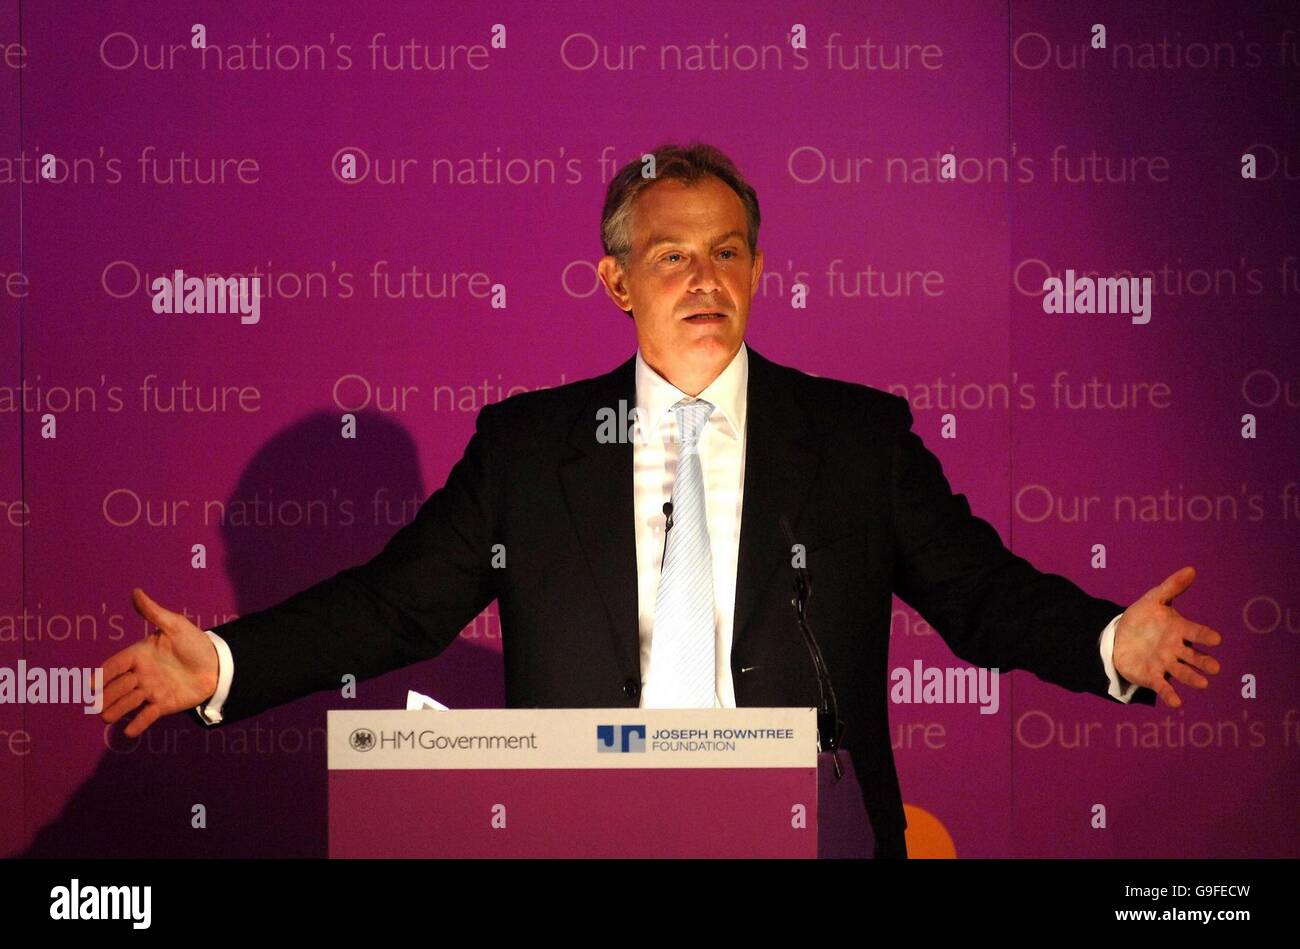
[600,142,761,273]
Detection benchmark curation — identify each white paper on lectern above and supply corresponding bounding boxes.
[404,690,450,711]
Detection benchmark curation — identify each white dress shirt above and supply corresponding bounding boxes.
[195,342,1138,723]
[634,341,749,708]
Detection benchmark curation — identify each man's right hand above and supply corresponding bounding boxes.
[99,588,220,737]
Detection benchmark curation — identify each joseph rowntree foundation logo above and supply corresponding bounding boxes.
[597,724,646,753]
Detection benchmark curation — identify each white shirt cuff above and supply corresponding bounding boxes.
[1099,612,1139,703]
[195,629,234,725]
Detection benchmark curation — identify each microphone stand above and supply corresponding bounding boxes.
[780,515,846,780]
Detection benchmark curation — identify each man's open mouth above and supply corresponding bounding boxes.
[684,312,726,322]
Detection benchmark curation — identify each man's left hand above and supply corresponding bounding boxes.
[1113,566,1223,708]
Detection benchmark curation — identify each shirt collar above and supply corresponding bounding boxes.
[634,341,747,441]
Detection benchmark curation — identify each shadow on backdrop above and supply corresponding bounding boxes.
[20,410,504,857]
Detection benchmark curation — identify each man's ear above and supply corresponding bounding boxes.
[597,255,634,315]
[750,247,764,294]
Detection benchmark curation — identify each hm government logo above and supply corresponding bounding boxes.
[597,724,646,753]
[350,728,376,752]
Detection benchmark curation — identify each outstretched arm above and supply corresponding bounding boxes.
[203,403,504,723]
[887,397,1159,704]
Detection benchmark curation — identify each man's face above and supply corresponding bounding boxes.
[598,174,763,395]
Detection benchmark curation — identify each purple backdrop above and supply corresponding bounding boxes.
[2,0,1296,858]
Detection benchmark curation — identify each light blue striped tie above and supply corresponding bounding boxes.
[651,398,717,708]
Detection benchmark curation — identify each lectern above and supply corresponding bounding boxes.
[328,707,873,858]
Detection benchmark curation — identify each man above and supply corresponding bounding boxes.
[100,143,1223,858]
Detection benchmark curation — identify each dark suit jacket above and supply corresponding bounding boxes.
[206,345,1156,848]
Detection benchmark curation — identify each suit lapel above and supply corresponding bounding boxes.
[558,354,641,673]
[731,347,822,657]
[556,345,823,676]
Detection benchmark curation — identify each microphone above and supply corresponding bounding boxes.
[779,513,846,780]
[659,501,674,572]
